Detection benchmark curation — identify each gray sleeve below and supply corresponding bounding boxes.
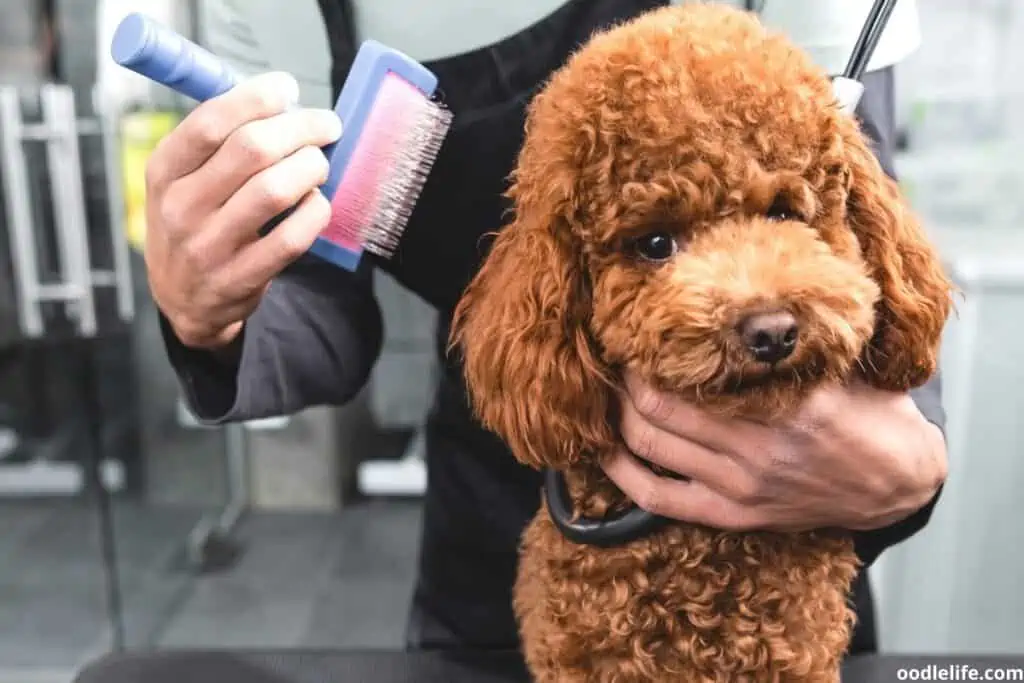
[161,257,383,423]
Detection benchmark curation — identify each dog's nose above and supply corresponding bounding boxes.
[738,311,799,364]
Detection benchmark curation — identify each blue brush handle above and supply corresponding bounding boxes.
[111,12,240,102]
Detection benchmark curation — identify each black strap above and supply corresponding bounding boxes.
[843,0,899,80]
[314,0,360,101]
[544,469,671,548]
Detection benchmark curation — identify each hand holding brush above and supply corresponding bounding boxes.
[141,71,341,350]
[111,13,451,351]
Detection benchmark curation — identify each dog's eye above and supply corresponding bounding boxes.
[634,232,678,262]
[766,197,800,222]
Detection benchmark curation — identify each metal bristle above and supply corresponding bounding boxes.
[362,100,453,258]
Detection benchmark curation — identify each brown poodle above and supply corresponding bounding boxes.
[450,5,953,682]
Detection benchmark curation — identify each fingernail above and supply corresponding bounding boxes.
[272,72,300,107]
[316,110,343,141]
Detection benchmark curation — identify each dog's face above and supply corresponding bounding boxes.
[585,147,881,416]
[451,5,953,470]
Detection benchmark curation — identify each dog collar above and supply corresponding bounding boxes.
[543,468,672,547]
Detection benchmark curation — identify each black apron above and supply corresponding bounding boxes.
[314,0,879,656]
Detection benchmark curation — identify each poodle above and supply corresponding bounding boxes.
[450,4,953,682]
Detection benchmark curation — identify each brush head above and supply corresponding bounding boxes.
[320,72,452,259]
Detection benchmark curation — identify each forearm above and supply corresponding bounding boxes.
[161,258,383,423]
[853,368,946,567]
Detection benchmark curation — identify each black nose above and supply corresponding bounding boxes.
[738,311,799,364]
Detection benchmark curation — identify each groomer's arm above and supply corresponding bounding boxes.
[153,0,383,424]
[848,372,945,567]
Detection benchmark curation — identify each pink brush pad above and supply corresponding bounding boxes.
[321,72,423,251]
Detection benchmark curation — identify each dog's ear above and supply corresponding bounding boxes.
[449,204,614,472]
[841,123,953,390]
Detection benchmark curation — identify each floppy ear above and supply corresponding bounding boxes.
[841,123,954,391]
[449,206,614,472]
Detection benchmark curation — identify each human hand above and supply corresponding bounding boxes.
[144,72,342,350]
[601,371,948,532]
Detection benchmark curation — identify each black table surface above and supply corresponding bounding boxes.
[74,649,1024,683]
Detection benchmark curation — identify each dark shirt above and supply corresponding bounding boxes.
[162,0,945,657]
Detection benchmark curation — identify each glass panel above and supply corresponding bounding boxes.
[0,0,237,678]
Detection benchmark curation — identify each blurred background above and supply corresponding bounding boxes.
[0,0,1020,681]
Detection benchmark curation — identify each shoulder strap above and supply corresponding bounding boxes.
[314,0,359,101]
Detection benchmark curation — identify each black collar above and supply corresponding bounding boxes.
[543,468,672,547]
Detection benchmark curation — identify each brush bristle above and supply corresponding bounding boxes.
[321,73,453,258]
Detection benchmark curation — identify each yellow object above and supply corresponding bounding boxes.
[119,110,181,252]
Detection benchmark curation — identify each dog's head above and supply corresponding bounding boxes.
[450,5,953,471]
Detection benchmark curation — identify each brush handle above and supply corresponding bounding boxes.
[111,12,240,102]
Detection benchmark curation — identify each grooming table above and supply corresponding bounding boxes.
[73,650,1024,683]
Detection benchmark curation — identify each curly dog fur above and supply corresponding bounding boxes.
[450,5,953,682]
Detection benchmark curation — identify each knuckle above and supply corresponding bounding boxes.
[171,315,204,348]
[276,222,316,260]
[202,270,233,302]
[306,147,331,183]
[632,423,658,462]
[633,483,664,516]
[306,190,332,225]
[634,385,669,422]
[231,124,275,168]
[180,239,213,275]
[290,145,328,184]
[209,281,239,312]
[878,475,902,503]
[250,88,283,116]
[155,196,189,234]
[254,174,295,214]
[189,111,224,150]
[733,476,764,506]
[247,76,295,114]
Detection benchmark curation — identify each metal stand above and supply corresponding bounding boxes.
[183,421,251,572]
[79,337,126,650]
